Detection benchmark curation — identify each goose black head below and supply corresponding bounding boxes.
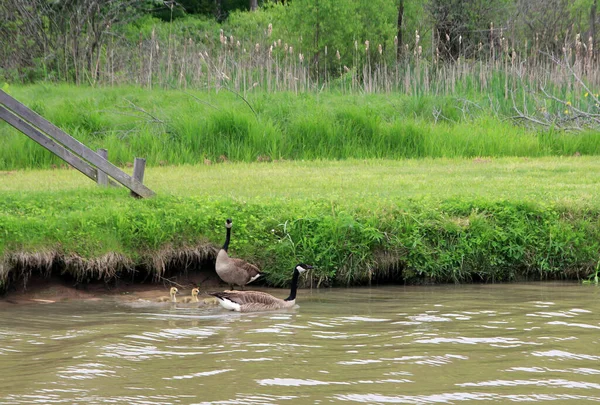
[295,263,314,273]
[225,218,233,229]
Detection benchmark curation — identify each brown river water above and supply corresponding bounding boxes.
[1,283,599,404]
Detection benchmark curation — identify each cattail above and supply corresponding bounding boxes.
[418,45,422,56]
[255,43,260,52]
[365,40,370,51]
[230,35,234,44]
[478,42,483,52]
[278,39,282,47]
[236,40,241,48]
[274,41,277,48]
[378,44,382,55]
[336,49,341,60]
[354,40,358,50]
[325,46,328,56]
[415,30,420,47]
[459,35,462,45]
[289,46,293,55]
[394,36,398,46]
[445,33,450,42]
[344,65,350,72]
[284,43,288,52]
[299,53,304,63]
[267,23,273,37]
[269,45,273,57]
[220,29,224,44]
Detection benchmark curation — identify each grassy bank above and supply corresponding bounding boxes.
[1,158,599,293]
[2,85,600,171]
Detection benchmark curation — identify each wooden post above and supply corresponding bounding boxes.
[97,148,108,187]
[0,90,155,198]
[131,157,147,198]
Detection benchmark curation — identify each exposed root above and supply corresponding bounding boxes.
[63,253,135,283]
[148,244,217,282]
[0,244,219,294]
[372,249,406,283]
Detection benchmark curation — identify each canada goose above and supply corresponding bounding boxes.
[215,218,262,290]
[157,287,178,303]
[180,288,200,303]
[210,263,313,312]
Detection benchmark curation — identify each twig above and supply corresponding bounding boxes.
[218,85,259,120]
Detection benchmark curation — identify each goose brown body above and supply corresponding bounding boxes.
[215,219,262,290]
[211,263,312,312]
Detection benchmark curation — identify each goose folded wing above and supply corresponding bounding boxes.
[230,258,262,277]
[213,291,280,305]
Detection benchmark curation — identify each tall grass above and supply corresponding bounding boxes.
[2,85,600,170]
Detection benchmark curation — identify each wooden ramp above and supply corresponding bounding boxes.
[0,90,155,198]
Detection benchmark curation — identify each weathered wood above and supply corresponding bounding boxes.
[0,90,155,198]
[0,106,98,182]
[97,148,108,186]
[130,158,147,198]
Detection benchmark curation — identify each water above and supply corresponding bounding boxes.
[1,283,599,404]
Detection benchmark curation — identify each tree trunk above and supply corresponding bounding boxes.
[250,0,258,11]
[591,0,597,55]
[215,0,223,20]
[396,0,404,60]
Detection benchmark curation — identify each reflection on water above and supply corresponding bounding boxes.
[1,283,599,404]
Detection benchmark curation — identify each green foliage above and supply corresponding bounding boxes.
[1,184,599,292]
[275,0,396,71]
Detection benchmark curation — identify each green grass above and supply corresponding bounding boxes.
[2,85,600,171]
[1,158,599,291]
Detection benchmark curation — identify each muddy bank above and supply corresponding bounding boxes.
[0,268,228,307]
[0,245,241,305]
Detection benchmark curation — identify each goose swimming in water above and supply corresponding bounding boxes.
[157,287,178,303]
[215,218,262,290]
[210,263,313,312]
[180,288,200,303]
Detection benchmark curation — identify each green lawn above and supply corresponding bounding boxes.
[2,157,598,207]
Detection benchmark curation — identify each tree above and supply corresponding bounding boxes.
[426,0,513,59]
[397,0,404,59]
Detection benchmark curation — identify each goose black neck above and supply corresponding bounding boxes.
[222,226,231,251]
[285,269,300,301]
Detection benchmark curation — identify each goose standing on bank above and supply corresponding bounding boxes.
[157,287,178,303]
[210,263,313,312]
[215,218,262,290]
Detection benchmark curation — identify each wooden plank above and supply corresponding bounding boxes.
[130,158,147,198]
[0,90,155,198]
[0,106,98,182]
[97,148,109,187]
